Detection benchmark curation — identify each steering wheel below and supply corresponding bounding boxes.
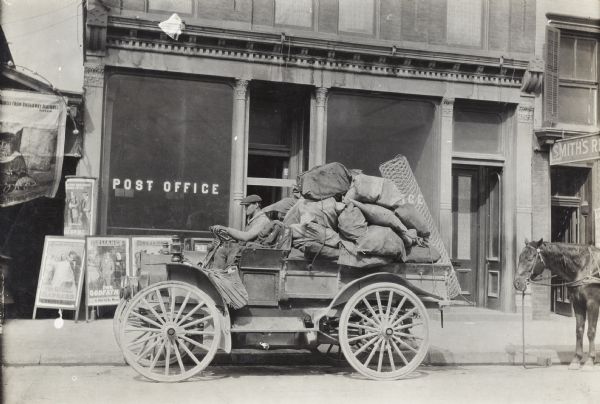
[209,225,234,242]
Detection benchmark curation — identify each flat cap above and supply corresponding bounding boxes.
[240,194,262,205]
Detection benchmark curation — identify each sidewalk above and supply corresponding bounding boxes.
[1,307,580,367]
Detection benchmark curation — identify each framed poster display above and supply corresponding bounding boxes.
[130,236,172,277]
[85,236,129,313]
[184,237,213,253]
[33,237,86,320]
[64,177,97,237]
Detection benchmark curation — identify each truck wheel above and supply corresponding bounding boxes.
[119,281,221,382]
[339,282,430,380]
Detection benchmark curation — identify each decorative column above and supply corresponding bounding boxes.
[78,61,104,179]
[309,87,328,168]
[439,98,454,255]
[78,60,105,235]
[518,101,550,319]
[230,79,249,229]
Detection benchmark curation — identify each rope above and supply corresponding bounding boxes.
[522,291,527,368]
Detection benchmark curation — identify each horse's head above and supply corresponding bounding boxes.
[514,238,545,291]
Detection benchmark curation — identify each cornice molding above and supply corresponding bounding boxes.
[547,13,600,33]
[105,36,523,87]
[101,16,527,87]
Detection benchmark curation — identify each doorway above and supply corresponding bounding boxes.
[246,81,310,207]
[452,165,502,309]
[550,166,591,316]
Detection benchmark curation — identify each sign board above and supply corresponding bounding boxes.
[550,133,600,165]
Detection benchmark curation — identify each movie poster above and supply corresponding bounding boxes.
[64,177,96,237]
[34,237,85,310]
[130,236,172,277]
[0,89,67,207]
[85,237,130,306]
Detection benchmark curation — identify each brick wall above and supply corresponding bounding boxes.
[530,150,551,319]
[115,0,536,55]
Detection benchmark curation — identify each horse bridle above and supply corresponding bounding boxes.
[521,244,547,282]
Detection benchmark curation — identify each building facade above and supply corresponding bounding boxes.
[81,0,540,312]
[531,0,599,318]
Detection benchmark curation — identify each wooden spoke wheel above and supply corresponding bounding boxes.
[339,282,430,381]
[113,298,131,348]
[119,281,222,382]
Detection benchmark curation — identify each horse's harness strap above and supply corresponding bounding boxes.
[570,247,600,287]
[526,244,600,288]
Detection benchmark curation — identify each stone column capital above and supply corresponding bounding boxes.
[234,79,249,100]
[315,87,328,107]
[83,62,105,88]
[441,98,455,117]
[517,104,534,123]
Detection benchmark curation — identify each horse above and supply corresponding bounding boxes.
[514,239,600,369]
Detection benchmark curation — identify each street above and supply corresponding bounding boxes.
[3,364,599,404]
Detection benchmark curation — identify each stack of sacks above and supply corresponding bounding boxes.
[343,173,440,264]
[280,162,440,267]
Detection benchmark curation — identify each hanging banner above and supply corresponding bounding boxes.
[0,89,66,207]
[550,133,600,166]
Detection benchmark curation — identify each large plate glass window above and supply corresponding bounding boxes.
[326,92,438,219]
[104,74,233,236]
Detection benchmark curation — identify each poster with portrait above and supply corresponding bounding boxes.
[34,237,85,311]
[64,177,96,237]
[130,236,172,277]
[85,236,129,306]
[0,89,67,207]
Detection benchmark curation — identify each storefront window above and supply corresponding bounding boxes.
[104,74,233,236]
[326,92,437,212]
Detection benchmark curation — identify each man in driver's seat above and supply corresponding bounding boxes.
[210,194,272,269]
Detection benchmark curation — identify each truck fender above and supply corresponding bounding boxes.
[314,272,440,325]
[167,263,232,353]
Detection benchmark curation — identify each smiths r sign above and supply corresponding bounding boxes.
[550,133,600,165]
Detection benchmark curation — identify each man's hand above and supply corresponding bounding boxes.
[211,225,229,233]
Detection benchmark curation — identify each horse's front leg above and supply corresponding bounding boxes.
[584,299,599,368]
[569,298,586,370]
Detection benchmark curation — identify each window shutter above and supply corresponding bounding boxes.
[543,26,560,126]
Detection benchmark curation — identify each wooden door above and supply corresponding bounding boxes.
[452,167,480,300]
[452,166,502,307]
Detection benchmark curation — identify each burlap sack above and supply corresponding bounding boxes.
[337,202,368,241]
[206,266,248,309]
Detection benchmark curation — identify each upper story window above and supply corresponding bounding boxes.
[148,0,193,14]
[544,17,599,129]
[338,0,375,35]
[558,36,597,126]
[275,0,313,28]
[446,0,483,47]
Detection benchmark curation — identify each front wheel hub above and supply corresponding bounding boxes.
[385,328,394,336]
